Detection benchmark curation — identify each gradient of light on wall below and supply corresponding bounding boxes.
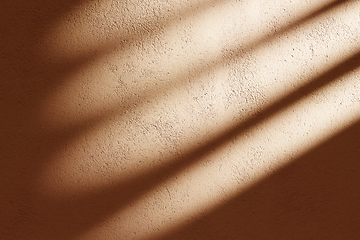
[24,0,360,239]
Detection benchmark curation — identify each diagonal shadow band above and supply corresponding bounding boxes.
[1,0,242,92]
[52,50,360,238]
[38,0,354,158]
[1,0,348,192]
[2,0,349,108]
[151,115,360,240]
[1,0,357,238]
[3,0,349,167]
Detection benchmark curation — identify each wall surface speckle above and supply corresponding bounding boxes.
[1,0,360,239]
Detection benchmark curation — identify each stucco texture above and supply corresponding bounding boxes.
[1,0,360,239]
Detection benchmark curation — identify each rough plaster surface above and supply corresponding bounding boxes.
[1,0,360,239]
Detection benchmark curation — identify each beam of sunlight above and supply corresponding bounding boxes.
[38,37,360,240]
[77,60,360,240]
[27,0,360,239]
[38,0,360,194]
[40,0,344,67]
[37,0,355,140]
[37,0,348,112]
[36,0,358,172]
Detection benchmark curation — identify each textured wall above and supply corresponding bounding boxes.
[1,0,360,239]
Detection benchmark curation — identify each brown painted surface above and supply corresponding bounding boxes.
[1,0,360,239]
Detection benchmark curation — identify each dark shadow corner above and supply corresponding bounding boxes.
[153,118,360,240]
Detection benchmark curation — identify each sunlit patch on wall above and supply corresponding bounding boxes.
[30,0,360,239]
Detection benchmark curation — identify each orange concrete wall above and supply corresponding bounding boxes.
[1,0,360,239]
